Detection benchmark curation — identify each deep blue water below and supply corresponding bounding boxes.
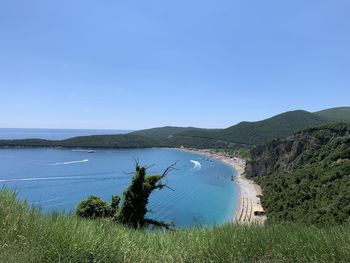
[0,148,238,228]
[0,128,132,140]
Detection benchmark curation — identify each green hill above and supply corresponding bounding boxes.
[176,110,328,146]
[246,123,350,225]
[128,110,332,148]
[130,126,198,138]
[1,107,348,149]
[314,107,350,123]
[0,134,162,148]
[61,134,162,148]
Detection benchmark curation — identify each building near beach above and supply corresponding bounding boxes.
[253,204,266,216]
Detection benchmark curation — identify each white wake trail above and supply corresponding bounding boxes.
[190,160,202,171]
[0,176,90,183]
[46,159,89,166]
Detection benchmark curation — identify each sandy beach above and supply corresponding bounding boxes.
[180,148,266,225]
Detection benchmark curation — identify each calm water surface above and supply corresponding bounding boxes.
[0,148,238,228]
[0,128,132,140]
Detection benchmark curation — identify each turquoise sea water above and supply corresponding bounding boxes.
[0,148,238,228]
[0,128,132,140]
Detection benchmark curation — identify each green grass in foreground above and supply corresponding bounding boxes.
[1,189,350,263]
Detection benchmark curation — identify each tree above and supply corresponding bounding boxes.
[115,164,175,229]
[76,163,175,230]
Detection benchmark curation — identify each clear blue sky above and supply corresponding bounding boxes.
[0,0,349,129]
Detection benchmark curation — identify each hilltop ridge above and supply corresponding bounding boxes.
[130,126,199,138]
[177,110,327,145]
[0,107,349,149]
[315,107,350,122]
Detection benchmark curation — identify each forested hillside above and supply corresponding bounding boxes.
[130,126,198,138]
[315,107,350,123]
[246,123,350,224]
[0,108,348,149]
[178,110,327,145]
[0,134,162,148]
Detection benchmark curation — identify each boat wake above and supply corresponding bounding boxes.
[46,159,89,166]
[0,176,89,182]
[190,160,202,171]
[0,176,120,183]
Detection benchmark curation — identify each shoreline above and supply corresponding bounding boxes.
[179,148,266,225]
[1,145,266,224]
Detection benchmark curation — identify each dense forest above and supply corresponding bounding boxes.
[176,110,327,145]
[246,123,350,225]
[315,107,350,122]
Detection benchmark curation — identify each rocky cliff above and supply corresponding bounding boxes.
[245,123,350,224]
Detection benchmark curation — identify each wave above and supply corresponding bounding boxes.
[190,160,202,171]
[46,159,89,166]
[0,173,124,183]
[0,175,113,183]
[0,176,88,183]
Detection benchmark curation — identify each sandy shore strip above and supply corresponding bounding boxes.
[179,148,266,225]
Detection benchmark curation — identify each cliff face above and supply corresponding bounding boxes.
[246,124,350,178]
[245,123,350,224]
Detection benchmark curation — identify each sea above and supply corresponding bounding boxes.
[0,129,238,228]
[0,128,132,140]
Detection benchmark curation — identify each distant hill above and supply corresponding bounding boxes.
[1,107,348,149]
[0,134,162,148]
[130,126,198,138]
[246,123,350,224]
[314,107,350,123]
[175,110,328,146]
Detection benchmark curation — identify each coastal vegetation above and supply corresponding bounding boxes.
[1,189,350,262]
[0,134,160,148]
[1,107,349,150]
[246,123,350,225]
[212,148,251,159]
[77,164,174,229]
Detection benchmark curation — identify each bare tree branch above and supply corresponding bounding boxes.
[145,163,156,170]
[133,156,140,166]
[164,185,175,191]
[161,162,177,178]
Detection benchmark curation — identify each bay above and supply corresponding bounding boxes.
[0,147,238,228]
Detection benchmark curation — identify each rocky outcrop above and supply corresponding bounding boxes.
[244,123,350,224]
[246,123,350,178]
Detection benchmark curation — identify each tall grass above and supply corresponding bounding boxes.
[1,189,350,263]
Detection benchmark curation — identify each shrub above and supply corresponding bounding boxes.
[76,196,114,219]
